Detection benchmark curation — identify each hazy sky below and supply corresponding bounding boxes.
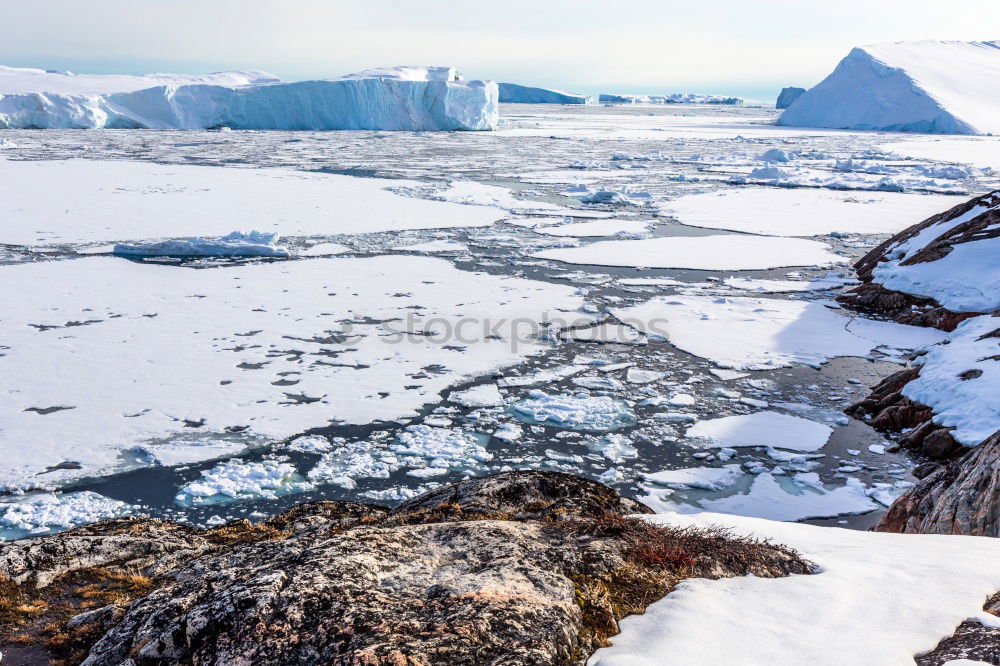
[3,0,998,100]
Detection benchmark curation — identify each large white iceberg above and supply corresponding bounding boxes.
[0,65,498,131]
[498,83,592,104]
[778,40,1000,135]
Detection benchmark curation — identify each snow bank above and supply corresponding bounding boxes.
[778,40,1000,135]
[600,93,742,105]
[0,65,498,131]
[903,315,1000,446]
[498,83,592,104]
[590,512,1000,666]
[869,192,1000,314]
[775,86,806,109]
[114,231,289,257]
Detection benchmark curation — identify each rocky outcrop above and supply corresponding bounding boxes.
[845,368,962,461]
[838,190,1000,329]
[876,430,1000,536]
[915,592,1000,665]
[0,471,813,666]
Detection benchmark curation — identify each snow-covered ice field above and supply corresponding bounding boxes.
[2,102,998,538]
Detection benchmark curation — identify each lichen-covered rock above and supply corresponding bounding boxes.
[876,430,1000,536]
[0,472,812,666]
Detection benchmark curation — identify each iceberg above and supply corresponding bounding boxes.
[0,65,498,131]
[778,40,1000,135]
[498,83,592,104]
[599,93,742,105]
[775,86,805,109]
[113,231,290,257]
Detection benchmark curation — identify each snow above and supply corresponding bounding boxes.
[613,295,946,371]
[499,83,592,104]
[644,464,744,491]
[870,195,1000,313]
[510,390,637,431]
[114,231,290,257]
[0,64,499,131]
[881,137,1000,172]
[666,188,958,237]
[686,412,833,453]
[599,93,742,105]
[0,491,134,539]
[775,87,806,109]
[532,236,846,271]
[902,315,1000,446]
[0,159,509,246]
[175,458,313,506]
[535,220,651,237]
[0,255,589,487]
[589,512,1000,666]
[778,40,1000,135]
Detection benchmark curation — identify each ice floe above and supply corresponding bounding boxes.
[0,491,135,539]
[532,236,846,270]
[392,425,493,477]
[510,390,636,431]
[0,159,509,246]
[614,295,946,370]
[0,255,588,486]
[686,412,833,453]
[644,465,744,491]
[665,188,959,236]
[114,231,290,257]
[175,458,313,506]
[448,384,505,408]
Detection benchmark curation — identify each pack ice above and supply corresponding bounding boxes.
[0,65,498,131]
[599,93,742,105]
[498,83,592,104]
[779,40,1000,135]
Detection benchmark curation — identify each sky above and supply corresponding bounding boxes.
[2,0,998,101]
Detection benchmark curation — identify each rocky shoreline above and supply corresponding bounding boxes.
[0,472,812,665]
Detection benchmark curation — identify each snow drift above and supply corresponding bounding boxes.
[498,83,592,104]
[599,93,742,105]
[778,40,1000,134]
[0,65,498,131]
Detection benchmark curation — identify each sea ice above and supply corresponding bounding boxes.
[448,384,505,408]
[175,458,314,506]
[532,236,845,271]
[0,491,134,539]
[510,390,637,431]
[0,159,508,246]
[665,188,958,237]
[114,231,290,257]
[644,465,744,491]
[686,412,833,453]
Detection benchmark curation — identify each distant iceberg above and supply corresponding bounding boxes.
[599,93,742,105]
[778,40,1000,134]
[775,87,806,109]
[498,83,592,104]
[113,231,290,258]
[0,65,498,131]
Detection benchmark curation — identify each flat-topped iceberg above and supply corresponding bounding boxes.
[498,83,592,104]
[599,92,742,105]
[778,40,1000,134]
[0,65,498,131]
